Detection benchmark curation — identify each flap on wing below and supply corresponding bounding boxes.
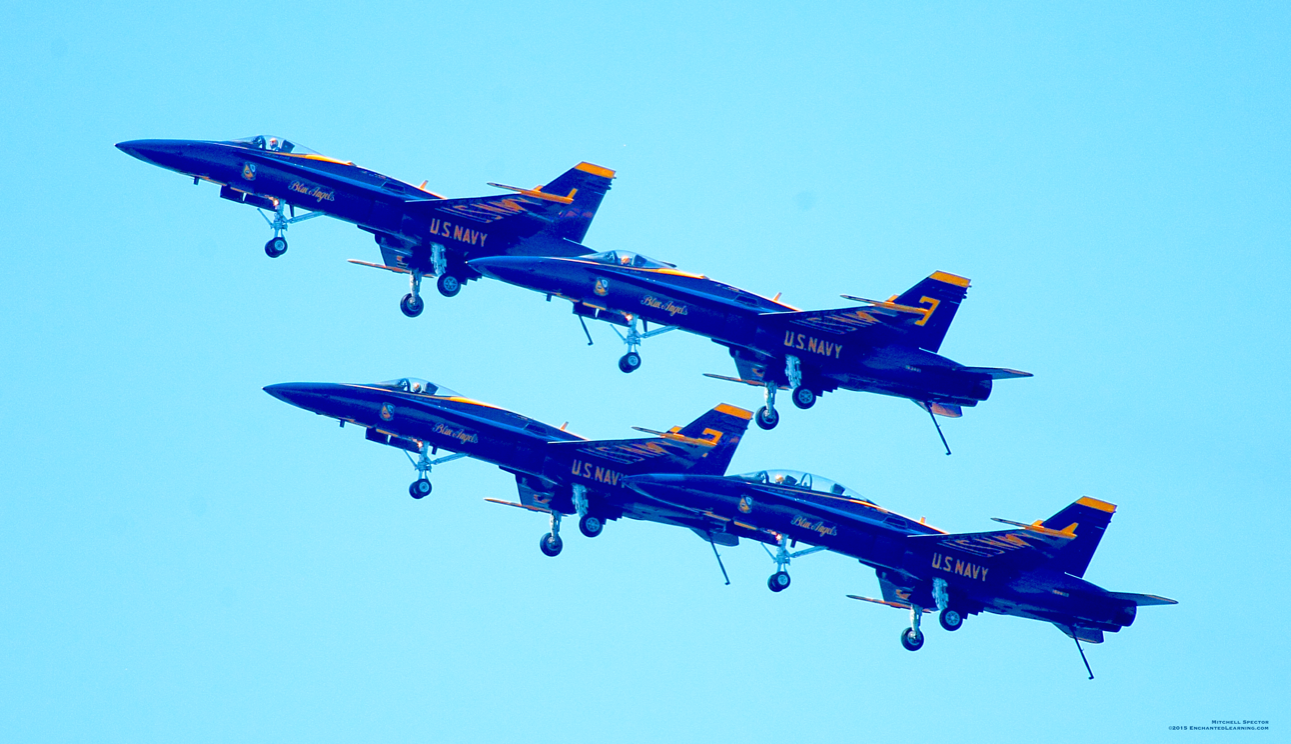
[959,366,1034,380]
[1053,623,1105,644]
[404,193,558,226]
[1108,592,1178,606]
[908,527,1069,568]
[759,306,888,336]
[914,400,963,418]
[545,436,698,468]
[691,528,739,547]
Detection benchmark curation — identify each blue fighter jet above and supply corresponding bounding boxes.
[264,377,757,557]
[117,135,614,316]
[624,469,1175,674]
[469,251,1030,450]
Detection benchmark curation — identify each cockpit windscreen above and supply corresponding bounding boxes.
[734,469,874,504]
[373,378,460,397]
[584,250,676,269]
[229,135,321,156]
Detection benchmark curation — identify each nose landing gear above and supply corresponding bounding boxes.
[611,316,675,374]
[762,534,827,592]
[403,443,466,499]
[257,200,322,258]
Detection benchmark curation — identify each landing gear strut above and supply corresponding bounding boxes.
[540,512,564,556]
[611,315,674,374]
[572,484,605,538]
[401,271,424,318]
[403,443,465,498]
[785,355,817,410]
[756,384,780,430]
[258,200,321,258]
[762,534,826,592]
[901,604,925,651]
[933,578,963,630]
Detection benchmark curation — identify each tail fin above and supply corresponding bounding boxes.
[533,162,615,243]
[889,272,971,353]
[1041,497,1116,578]
[667,404,753,475]
[545,404,752,478]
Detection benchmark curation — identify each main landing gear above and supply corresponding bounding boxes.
[611,315,674,374]
[538,485,606,556]
[398,244,463,318]
[258,200,322,258]
[762,534,826,592]
[900,578,964,651]
[755,355,820,430]
[403,442,466,499]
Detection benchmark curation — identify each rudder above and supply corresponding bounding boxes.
[532,162,615,243]
[669,404,753,476]
[1041,497,1116,578]
[890,271,971,353]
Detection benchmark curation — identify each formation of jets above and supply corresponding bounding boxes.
[120,135,1174,676]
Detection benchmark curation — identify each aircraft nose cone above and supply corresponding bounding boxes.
[620,473,687,496]
[467,256,542,282]
[115,139,193,170]
[263,382,337,414]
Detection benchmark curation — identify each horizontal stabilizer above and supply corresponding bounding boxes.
[703,372,776,388]
[483,498,552,514]
[347,259,410,274]
[1108,592,1178,606]
[847,595,932,612]
[959,366,1033,380]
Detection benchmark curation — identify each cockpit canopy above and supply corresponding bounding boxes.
[584,250,676,269]
[372,378,460,397]
[228,135,320,156]
[734,469,874,504]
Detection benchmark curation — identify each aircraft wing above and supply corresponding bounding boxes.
[958,367,1034,380]
[758,306,893,338]
[906,527,1073,572]
[546,436,704,466]
[1052,623,1105,644]
[403,193,562,233]
[1108,592,1178,606]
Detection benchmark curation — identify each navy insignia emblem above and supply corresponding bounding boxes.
[379,403,394,422]
[242,162,256,181]
[738,496,753,514]
[593,277,609,297]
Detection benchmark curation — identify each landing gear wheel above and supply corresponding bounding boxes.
[901,627,925,651]
[400,293,424,318]
[578,514,604,538]
[939,608,963,632]
[436,274,462,298]
[791,386,817,410]
[409,479,432,498]
[755,406,780,430]
[767,571,791,592]
[264,237,287,258]
[539,533,564,557]
[409,478,431,499]
[618,352,642,373]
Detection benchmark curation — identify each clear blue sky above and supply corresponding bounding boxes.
[1,2,1287,741]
